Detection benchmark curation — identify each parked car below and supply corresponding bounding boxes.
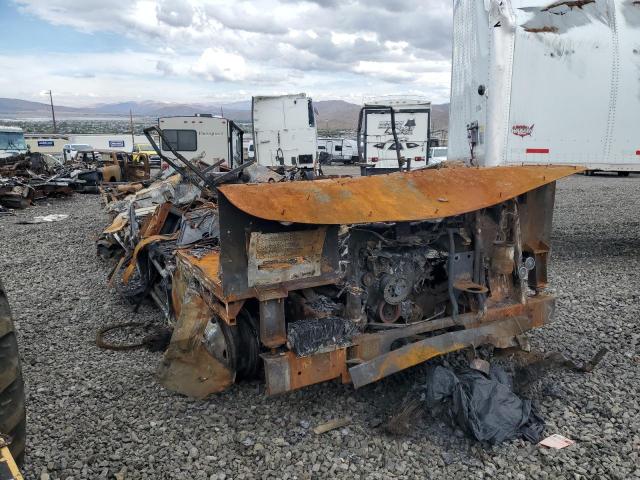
[429,146,448,165]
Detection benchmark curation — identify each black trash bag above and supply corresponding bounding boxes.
[421,365,545,444]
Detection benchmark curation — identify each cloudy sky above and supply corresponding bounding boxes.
[0,0,453,106]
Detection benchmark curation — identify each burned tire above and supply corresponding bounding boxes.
[0,279,26,466]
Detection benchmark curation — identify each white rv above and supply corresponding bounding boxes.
[159,114,244,169]
[449,0,640,175]
[317,138,359,165]
[357,97,432,175]
[251,94,318,171]
[0,126,28,159]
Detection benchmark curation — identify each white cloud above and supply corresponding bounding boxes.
[6,0,454,105]
[156,0,194,28]
[191,48,251,81]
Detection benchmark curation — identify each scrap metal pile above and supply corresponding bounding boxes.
[0,150,154,210]
[0,152,76,209]
[96,159,581,399]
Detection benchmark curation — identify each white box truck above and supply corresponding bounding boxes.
[251,94,318,172]
[448,0,640,175]
[357,96,432,176]
[25,135,68,156]
[159,114,244,169]
[0,126,28,159]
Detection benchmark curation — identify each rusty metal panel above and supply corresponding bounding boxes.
[217,166,581,225]
[349,316,533,389]
[159,272,234,398]
[262,349,347,395]
[247,228,327,287]
[349,294,554,362]
[259,298,287,348]
[218,195,340,300]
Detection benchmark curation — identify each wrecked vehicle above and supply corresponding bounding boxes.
[0,152,75,208]
[71,150,151,192]
[99,164,581,398]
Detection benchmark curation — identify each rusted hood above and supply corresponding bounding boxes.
[217,165,582,224]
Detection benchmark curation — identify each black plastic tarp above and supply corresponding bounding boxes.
[420,365,545,444]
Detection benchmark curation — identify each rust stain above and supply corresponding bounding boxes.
[177,250,222,285]
[542,0,595,11]
[524,25,559,33]
[286,349,347,391]
[218,165,582,225]
[103,214,127,234]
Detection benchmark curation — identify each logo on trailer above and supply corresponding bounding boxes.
[379,119,416,135]
[512,124,534,138]
[37,140,55,147]
[109,140,125,148]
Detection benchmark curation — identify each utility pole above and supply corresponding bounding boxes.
[46,90,57,134]
[129,109,135,149]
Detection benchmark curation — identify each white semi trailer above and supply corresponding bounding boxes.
[448,0,640,175]
[251,94,318,173]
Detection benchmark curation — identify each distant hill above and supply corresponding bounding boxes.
[315,100,362,130]
[0,97,250,120]
[315,100,450,132]
[0,97,85,115]
[0,97,450,131]
[431,103,450,131]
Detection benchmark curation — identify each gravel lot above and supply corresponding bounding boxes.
[1,172,639,479]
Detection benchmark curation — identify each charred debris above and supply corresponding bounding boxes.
[0,148,154,211]
[95,143,586,408]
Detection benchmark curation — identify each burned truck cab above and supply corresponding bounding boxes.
[159,166,579,398]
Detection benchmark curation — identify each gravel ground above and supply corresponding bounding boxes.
[0,173,639,480]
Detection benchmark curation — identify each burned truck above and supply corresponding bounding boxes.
[106,165,578,398]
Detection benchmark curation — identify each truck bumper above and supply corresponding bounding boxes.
[263,294,555,395]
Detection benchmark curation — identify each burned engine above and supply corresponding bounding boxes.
[342,211,500,332]
[348,224,449,325]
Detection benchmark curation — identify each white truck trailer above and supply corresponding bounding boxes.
[357,97,432,175]
[449,0,640,175]
[251,94,318,172]
[159,114,244,169]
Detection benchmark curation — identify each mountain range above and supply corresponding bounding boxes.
[0,97,449,131]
